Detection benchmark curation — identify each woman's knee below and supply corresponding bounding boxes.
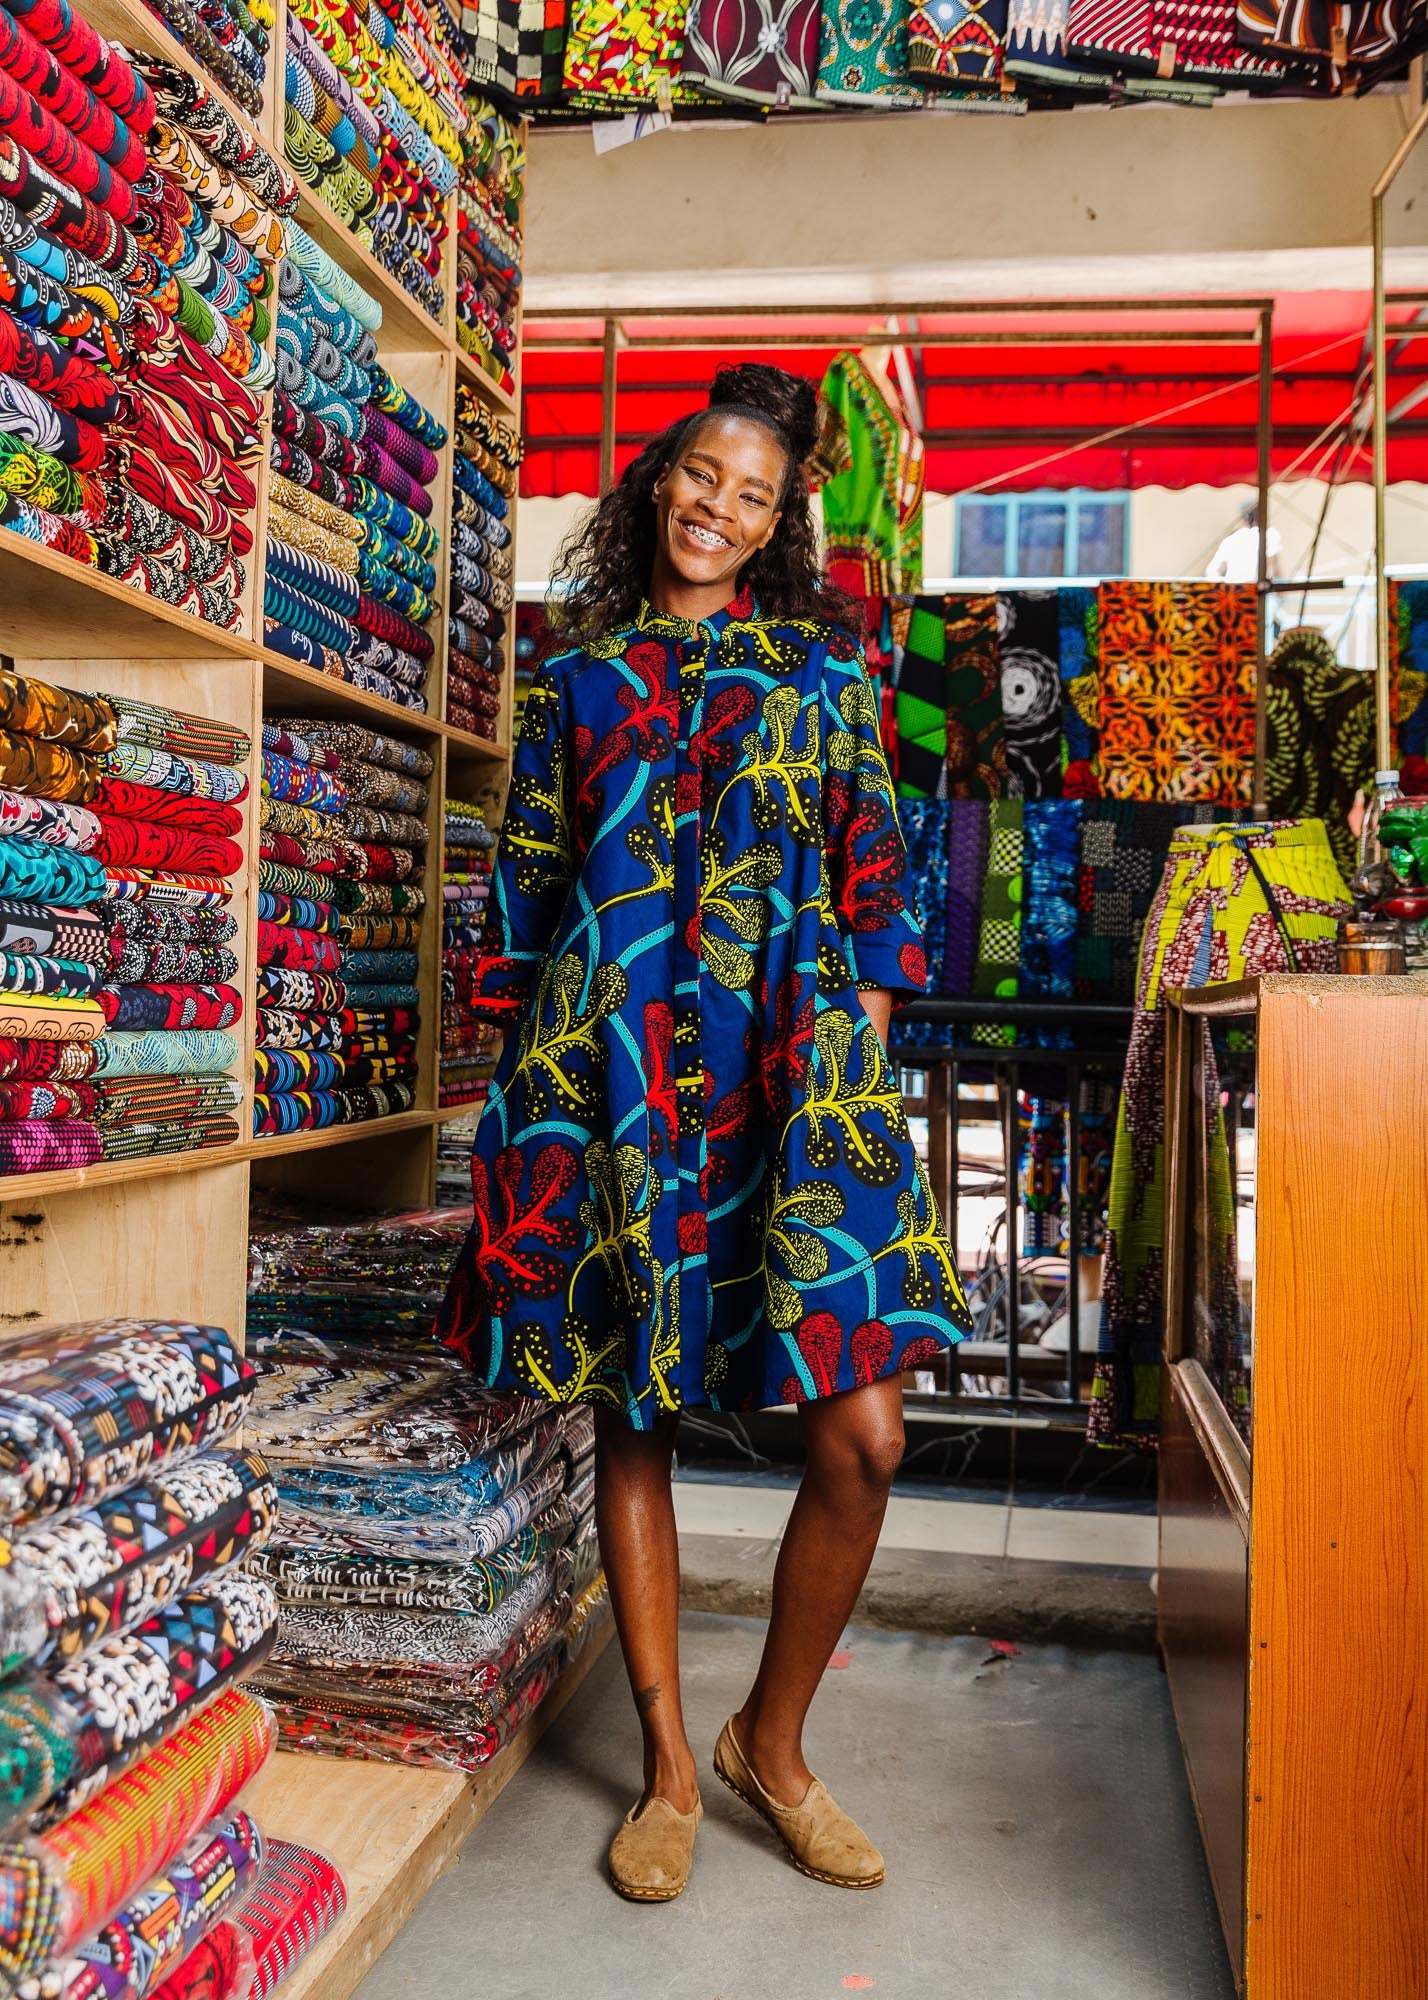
[803,1389,906,1498]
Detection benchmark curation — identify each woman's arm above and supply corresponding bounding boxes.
[856,986,893,1047]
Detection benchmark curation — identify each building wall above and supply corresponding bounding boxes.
[525,97,1428,310]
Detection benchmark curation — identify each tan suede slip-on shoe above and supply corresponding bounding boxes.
[608,1793,703,1902]
[713,1717,886,1889]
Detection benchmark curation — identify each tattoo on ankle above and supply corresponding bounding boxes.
[635,1681,662,1716]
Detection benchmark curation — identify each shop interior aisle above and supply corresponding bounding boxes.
[353,1611,1234,2000]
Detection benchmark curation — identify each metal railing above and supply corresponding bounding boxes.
[894,998,1134,1421]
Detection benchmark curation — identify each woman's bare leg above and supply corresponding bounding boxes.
[732,1375,905,1804]
[595,1408,699,1812]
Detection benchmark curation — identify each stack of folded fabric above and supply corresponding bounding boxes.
[266,258,443,713]
[243,1202,606,1774]
[447,382,515,734]
[0,668,249,1176]
[283,0,462,323]
[80,51,298,628]
[0,1315,290,1996]
[439,792,497,1109]
[148,1837,348,2000]
[272,718,429,1123]
[138,0,272,116]
[254,721,349,1139]
[454,95,521,397]
[434,1101,477,1202]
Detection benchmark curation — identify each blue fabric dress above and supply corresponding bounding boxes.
[436,590,970,1429]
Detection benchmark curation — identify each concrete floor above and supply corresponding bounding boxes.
[354,1612,1235,2000]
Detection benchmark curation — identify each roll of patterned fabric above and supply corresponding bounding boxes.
[91,1028,237,1077]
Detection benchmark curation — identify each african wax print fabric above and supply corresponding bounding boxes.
[143,1921,250,2000]
[1263,624,1373,880]
[101,747,247,807]
[91,1077,240,1126]
[32,1693,272,1964]
[816,0,919,97]
[1073,802,1186,1003]
[0,1117,97,1169]
[1020,800,1082,1004]
[107,700,248,769]
[942,799,988,997]
[907,0,1007,81]
[0,669,114,753]
[1096,582,1256,806]
[436,594,968,1429]
[970,798,1022,1047]
[812,353,922,598]
[0,1319,253,1528]
[944,594,1005,799]
[91,1030,238,1078]
[1088,818,1348,1450]
[997,591,1062,800]
[0,1450,276,1673]
[679,0,820,100]
[1233,0,1348,58]
[229,1839,346,2000]
[0,1077,93,1116]
[0,900,105,964]
[0,990,102,1039]
[98,984,242,1032]
[0,1574,276,1832]
[0,792,98,854]
[53,1809,263,2000]
[562,0,691,101]
[249,1504,571,1613]
[0,1037,95,1081]
[893,598,948,801]
[1057,585,1098,791]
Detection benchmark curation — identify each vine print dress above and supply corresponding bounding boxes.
[436,588,971,1429]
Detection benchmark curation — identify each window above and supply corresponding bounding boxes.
[954,489,1129,580]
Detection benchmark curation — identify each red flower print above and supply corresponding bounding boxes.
[644,1001,677,1153]
[468,1142,581,1313]
[795,1310,844,1399]
[898,942,927,990]
[896,1335,944,1371]
[835,797,906,933]
[677,1212,707,1255]
[780,1374,806,1406]
[850,1319,893,1387]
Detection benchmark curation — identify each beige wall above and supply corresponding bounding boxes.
[526,97,1428,310]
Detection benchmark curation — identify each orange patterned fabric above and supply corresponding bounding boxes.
[1096,582,1256,805]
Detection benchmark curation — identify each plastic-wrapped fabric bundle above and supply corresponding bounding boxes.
[0,1321,254,1530]
[274,1439,566,1562]
[0,1691,273,1990]
[0,1570,277,1834]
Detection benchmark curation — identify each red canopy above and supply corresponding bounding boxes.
[520,292,1428,499]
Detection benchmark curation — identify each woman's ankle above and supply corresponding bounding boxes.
[644,1748,700,1814]
[732,1702,813,1807]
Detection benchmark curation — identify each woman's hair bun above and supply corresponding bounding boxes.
[708,362,818,463]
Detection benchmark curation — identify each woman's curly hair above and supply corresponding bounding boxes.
[547,362,854,643]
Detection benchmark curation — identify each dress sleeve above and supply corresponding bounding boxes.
[822,639,928,1008]
[470,658,574,1022]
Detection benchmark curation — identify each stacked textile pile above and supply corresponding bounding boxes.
[89,692,248,1161]
[0,1316,288,1996]
[139,0,272,117]
[447,382,515,734]
[267,255,443,714]
[283,0,462,322]
[254,721,348,1139]
[454,96,521,396]
[244,1202,607,1773]
[435,1102,477,1201]
[271,718,430,1124]
[439,792,496,1108]
[0,667,247,1175]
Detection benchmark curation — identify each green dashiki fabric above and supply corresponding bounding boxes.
[811,352,923,597]
[816,0,921,100]
[971,798,1023,1046]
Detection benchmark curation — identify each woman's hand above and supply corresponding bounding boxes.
[856,986,893,1047]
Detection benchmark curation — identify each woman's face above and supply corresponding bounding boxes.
[651,414,786,595]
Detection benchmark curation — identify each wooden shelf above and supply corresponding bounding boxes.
[443,723,509,762]
[0,1141,245,1205]
[453,344,519,419]
[0,529,258,663]
[261,648,444,739]
[246,1620,613,2000]
[248,1110,434,1159]
[435,1098,484,1122]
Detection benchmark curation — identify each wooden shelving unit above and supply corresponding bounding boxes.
[0,11,544,1991]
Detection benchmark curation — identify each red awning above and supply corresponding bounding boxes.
[520,293,1428,499]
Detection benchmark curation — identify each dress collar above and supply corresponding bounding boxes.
[633,582,758,640]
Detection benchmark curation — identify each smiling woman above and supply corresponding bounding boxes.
[436,363,971,1907]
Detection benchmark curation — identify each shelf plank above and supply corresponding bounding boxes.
[0,529,257,662]
[261,649,444,739]
[293,186,449,356]
[453,343,518,419]
[443,723,509,763]
[435,1098,483,1122]
[248,1110,434,1158]
[0,1141,245,1206]
[247,1621,613,2000]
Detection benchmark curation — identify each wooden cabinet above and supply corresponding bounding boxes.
[1160,974,1428,1999]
